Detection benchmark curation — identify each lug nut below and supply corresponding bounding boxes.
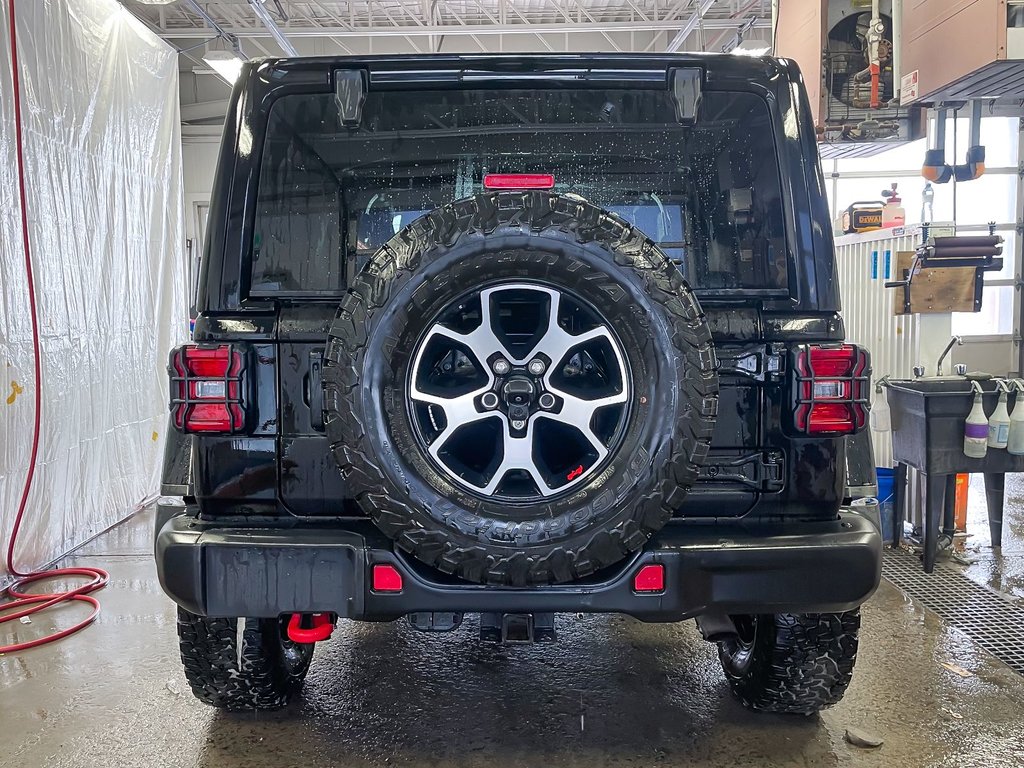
[538,393,556,410]
[481,392,499,410]
[528,358,546,376]
[492,358,511,375]
[511,419,526,430]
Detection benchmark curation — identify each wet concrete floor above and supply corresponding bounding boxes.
[955,474,1024,603]
[4,507,1024,768]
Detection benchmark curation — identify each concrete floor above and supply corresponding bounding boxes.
[955,474,1024,602]
[4,508,1024,768]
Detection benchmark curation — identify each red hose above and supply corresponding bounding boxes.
[0,0,108,655]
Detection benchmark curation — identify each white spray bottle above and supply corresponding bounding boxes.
[964,381,989,459]
[1008,380,1024,455]
[870,380,891,432]
[988,380,1011,449]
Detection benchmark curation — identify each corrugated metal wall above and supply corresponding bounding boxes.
[835,228,923,468]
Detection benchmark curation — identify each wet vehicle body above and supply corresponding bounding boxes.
[157,53,881,714]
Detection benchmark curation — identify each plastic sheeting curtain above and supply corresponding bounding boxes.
[0,0,188,579]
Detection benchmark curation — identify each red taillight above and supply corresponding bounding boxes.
[792,344,870,435]
[169,344,245,433]
[633,564,665,593]
[808,402,856,433]
[483,173,555,189]
[371,564,403,593]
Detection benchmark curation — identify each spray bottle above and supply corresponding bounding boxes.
[988,380,1011,449]
[870,380,891,432]
[881,183,906,228]
[920,181,935,224]
[1008,380,1024,455]
[964,381,989,459]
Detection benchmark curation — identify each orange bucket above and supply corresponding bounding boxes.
[954,473,969,532]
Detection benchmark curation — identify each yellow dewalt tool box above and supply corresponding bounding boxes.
[837,201,884,234]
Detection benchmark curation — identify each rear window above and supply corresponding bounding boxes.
[250,85,789,296]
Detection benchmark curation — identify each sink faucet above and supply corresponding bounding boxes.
[936,335,963,376]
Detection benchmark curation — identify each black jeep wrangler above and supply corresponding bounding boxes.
[157,53,881,715]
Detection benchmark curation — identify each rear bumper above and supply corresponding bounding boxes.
[155,500,882,622]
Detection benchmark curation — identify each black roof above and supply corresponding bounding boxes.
[249,51,792,88]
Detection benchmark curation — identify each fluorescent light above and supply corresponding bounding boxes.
[203,38,246,84]
[134,0,178,4]
[731,39,773,57]
[203,50,245,83]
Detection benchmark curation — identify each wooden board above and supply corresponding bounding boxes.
[892,250,978,315]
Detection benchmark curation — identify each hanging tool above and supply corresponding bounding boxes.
[923,101,986,184]
[859,0,885,108]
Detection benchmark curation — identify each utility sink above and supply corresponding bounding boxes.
[886,377,1020,476]
[885,376,1013,571]
[889,376,978,394]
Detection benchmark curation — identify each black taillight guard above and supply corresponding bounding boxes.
[789,344,871,435]
[168,344,247,433]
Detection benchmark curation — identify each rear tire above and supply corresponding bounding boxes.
[717,610,861,715]
[324,191,718,586]
[176,609,313,711]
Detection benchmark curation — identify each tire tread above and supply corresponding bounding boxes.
[718,611,861,715]
[324,191,719,585]
[176,609,311,711]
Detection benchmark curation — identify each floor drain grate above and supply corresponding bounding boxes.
[883,548,1024,676]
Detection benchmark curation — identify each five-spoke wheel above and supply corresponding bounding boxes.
[409,283,629,500]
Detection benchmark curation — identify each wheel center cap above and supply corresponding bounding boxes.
[502,376,536,407]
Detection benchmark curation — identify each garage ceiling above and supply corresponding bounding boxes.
[123,0,772,135]
[126,0,773,57]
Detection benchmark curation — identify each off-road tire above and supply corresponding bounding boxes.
[324,191,718,586]
[176,609,313,711]
[717,611,861,715]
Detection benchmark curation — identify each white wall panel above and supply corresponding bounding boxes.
[836,228,925,469]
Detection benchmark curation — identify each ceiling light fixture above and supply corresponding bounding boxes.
[203,36,247,84]
[730,38,773,57]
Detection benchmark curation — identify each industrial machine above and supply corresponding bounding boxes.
[776,0,925,157]
[777,0,1024,157]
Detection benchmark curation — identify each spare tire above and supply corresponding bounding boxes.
[324,191,718,586]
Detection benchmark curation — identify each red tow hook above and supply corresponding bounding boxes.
[286,612,335,643]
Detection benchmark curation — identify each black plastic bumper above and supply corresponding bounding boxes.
[155,500,882,622]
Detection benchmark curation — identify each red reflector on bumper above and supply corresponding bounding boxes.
[633,564,665,593]
[484,173,555,189]
[371,564,403,592]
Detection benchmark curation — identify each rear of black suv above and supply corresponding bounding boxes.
[157,54,881,714]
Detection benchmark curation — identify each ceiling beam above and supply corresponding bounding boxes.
[180,99,231,122]
[152,17,770,40]
[245,0,299,56]
[179,0,231,39]
[182,123,227,142]
[664,0,715,53]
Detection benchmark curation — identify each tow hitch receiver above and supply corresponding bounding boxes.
[286,612,334,643]
[480,612,556,643]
